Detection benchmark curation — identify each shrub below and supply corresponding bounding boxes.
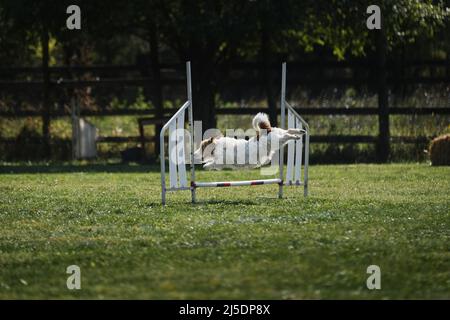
[12,120,45,161]
[429,134,450,166]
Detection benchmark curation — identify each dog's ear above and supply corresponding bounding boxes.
[209,137,214,143]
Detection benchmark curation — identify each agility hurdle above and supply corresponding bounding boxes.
[160,62,309,204]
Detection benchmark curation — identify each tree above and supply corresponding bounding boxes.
[1,0,69,157]
[154,0,255,129]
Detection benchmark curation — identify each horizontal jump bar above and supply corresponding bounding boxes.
[193,178,282,188]
[165,180,303,190]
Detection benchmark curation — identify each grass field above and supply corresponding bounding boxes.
[0,163,449,299]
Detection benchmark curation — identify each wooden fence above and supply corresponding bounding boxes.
[0,58,449,161]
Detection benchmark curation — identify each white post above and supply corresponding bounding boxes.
[71,98,76,160]
[187,61,196,203]
[304,131,309,197]
[160,121,166,205]
[279,62,286,198]
[71,97,81,160]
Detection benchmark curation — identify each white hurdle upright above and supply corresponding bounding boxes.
[160,62,195,205]
[279,62,310,197]
[160,61,309,205]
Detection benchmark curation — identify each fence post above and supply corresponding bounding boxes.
[447,53,450,79]
[149,24,164,158]
[260,26,277,126]
[41,26,51,158]
[376,27,390,162]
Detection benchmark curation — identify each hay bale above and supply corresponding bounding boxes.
[429,134,450,166]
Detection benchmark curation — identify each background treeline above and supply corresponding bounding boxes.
[0,0,449,162]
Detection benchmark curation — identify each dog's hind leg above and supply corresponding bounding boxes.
[203,161,216,170]
[279,133,302,146]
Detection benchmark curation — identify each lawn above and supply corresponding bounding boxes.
[0,163,449,299]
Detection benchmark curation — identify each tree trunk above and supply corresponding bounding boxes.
[191,60,216,130]
[260,25,277,126]
[376,27,390,163]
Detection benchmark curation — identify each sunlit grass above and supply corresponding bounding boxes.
[0,163,448,299]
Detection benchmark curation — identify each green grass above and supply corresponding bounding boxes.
[0,163,449,299]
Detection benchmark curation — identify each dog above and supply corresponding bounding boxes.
[194,113,305,170]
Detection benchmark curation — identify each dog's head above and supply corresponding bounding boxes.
[194,136,219,163]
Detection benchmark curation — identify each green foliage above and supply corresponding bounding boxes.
[0,164,448,298]
[2,1,447,66]
[282,0,449,59]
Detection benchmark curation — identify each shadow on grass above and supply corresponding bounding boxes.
[152,199,261,207]
[195,199,259,206]
[0,163,162,174]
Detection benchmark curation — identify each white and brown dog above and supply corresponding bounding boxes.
[194,113,305,170]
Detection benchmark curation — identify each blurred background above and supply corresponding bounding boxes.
[0,0,448,163]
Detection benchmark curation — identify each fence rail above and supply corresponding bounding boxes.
[0,135,430,146]
[1,107,449,118]
[1,77,449,88]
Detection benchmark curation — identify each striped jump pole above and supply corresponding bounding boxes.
[193,178,282,188]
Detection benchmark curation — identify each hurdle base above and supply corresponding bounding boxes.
[284,181,304,186]
[165,186,192,192]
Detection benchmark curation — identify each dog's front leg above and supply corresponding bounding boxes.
[287,128,306,136]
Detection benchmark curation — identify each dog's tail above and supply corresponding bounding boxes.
[252,112,272,134]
